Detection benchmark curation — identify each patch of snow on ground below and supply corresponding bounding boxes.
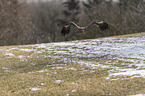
[19,49,34,52]
[5,48,19,51]
[29,87,40,91]
[65,68,77,70]
[71,90,76,92]
[54,80,64,83]
[65,94,70,96]
[41,83,45,85]
[36,69,48,73]
[109,70,145,78]
[18,55,24,59]
[2,67,9,70]
[5,53,15,57]
[3,34,145,79]
[128,94,145,96]
[30,35,145,78]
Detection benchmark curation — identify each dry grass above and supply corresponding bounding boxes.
[0,32,145,96]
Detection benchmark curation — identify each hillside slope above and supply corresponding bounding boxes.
[0,32,145,96]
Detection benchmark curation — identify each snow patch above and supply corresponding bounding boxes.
[3,34,145,79]
[2,67,9,70]
[54,80,64,83]
[36,69,48,73]
[128,94,145,96]
[65,68,77,70]
[109,70,145,78]
[41,83,45,85]
[71,90,76,92]
[19,49,34,52]
[29,87,40,91]
[5,53,15,57]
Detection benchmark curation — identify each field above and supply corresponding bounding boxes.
[0,32,145,96]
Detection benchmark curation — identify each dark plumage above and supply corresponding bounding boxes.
[94,21,109,30]
[61,24,71,36]
[61,20,109,36]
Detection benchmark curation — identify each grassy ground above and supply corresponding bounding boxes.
[0,32,145,96]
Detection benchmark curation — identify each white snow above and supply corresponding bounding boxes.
[2,67,9,70]
[129,94,145,96]
[18,55,24,59]
[54,80,64,83]
[19,49,34,52]
[3,34,145,79]
[41,83,45,85]
[109,70,145,78]
[29,87,40,91]
[5,53,15,57]
[65,68,77,70]
[69,83,79,86]
[36,69,48,73]
[55,67,64,69]
[65,94,70,96]
[71,90,76,92]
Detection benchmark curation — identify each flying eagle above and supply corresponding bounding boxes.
[61,20,109,36]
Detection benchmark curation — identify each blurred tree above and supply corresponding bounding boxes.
[83,0,104,10]
[118,0,143,12]
[0,0,34,45]
[28,1,63,43]
[104,0,113,9]
[59,0,80,24]
[82,0,105,20]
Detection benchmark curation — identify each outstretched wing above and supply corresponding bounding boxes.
[86,20,109,31]
[94,20,109,30]
[61,24,71,36]
[61,21,80,36]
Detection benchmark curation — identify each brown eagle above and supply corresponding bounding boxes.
[61,20,109,36]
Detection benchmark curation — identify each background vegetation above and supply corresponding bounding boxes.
[0,0,145,45]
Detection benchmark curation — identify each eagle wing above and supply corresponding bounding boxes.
[94,20,109,30]
[61,21,80,36]
[86,20,109,31]
[61,24,71,36]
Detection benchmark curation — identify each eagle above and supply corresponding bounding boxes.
[61,20,109,36]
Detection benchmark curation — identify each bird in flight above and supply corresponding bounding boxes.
[61,20,109,36]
